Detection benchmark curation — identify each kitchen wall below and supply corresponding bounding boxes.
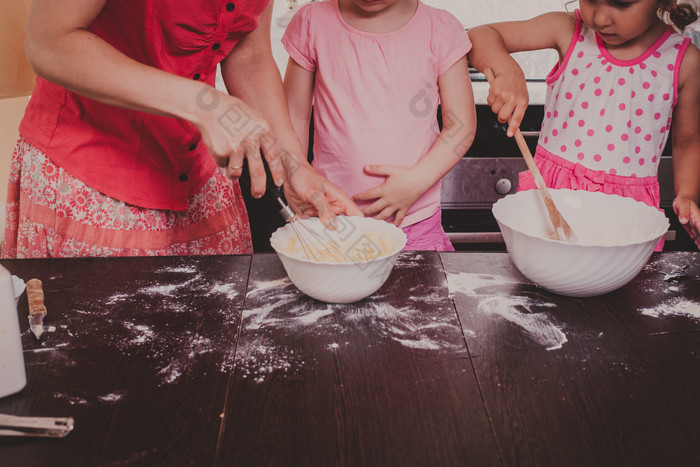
[0,0,34,245]
[0,97,28,239]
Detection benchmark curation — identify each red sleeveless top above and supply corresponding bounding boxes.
[20,0,270,211]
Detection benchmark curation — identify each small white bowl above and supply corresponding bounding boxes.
[270,216,407,303]
[492,189,669,297]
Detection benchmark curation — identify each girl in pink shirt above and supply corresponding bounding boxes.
[468,0,700,250]
[283,0,476,251]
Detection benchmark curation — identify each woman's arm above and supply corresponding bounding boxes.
[26,0,281,185]
[27,0,359,225]
[26,0,207,121]
[283,58,315,157]
[671,45,700,248]
[220,2,361,223]
[354,56,476,226]
[466,12,575,135]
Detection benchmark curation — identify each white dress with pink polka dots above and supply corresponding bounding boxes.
[538,12,691,178]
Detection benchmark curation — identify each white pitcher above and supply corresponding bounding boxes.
[0,265,26,398]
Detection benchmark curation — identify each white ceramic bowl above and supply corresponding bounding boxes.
[270,216,407,303]
[492,189,669,297]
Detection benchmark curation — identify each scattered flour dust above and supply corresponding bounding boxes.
[52,392,89,406]
[98,392,125,403]
[478,296,568,351]
[35,262,243,393]
[445,271,520,297]
[641,298,700,320]
[446,271,568,351]
[235,273,462,383]
[124,322,155,344]
[235,339,303,384]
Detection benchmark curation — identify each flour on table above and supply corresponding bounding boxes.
[394,252,427,268]
[236,275,462,383]
[52,392,89,406]
[235,338,303,384]
[25,342,68,353]
[643,253,694,281]
[159,361,184,384]
[138,282,187,296]
[478,296,568,350]
[28,263,243,390]
[157,265,198,274]
[446,271,520,297]
[105,293,131,305]
[447,271,568,351]
[98,392,125,403]
[211,282,239,300]
[641,298,700,320]
[124,322,155,344]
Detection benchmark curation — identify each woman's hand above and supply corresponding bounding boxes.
[673,196,700,249]
[282,156,363,229]
[352,165,424,227]
[191,86,284,197]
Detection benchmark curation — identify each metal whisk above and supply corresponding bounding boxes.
[274,194,347,262]
[238,156,346,262]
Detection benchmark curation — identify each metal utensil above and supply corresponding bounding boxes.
[484,68,577,242]
[238,157,346,261]
[0,413,74,438]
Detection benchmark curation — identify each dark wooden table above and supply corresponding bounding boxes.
[0,252,698,466]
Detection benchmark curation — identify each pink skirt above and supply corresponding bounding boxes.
[1,137,253,258]
[402,209,454,251]
[518,146,664,251]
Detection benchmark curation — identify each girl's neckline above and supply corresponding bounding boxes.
[335,0,421,36]
[594,27,673,66]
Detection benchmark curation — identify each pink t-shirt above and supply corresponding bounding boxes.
[282,0,470,227]
[540,10,690,177]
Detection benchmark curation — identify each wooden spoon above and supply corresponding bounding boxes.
[484,68,577,242]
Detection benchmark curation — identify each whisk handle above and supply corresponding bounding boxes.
[278,202,295,221]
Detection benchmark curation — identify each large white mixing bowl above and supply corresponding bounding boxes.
[270,216,407,303]
[492,189,669,297]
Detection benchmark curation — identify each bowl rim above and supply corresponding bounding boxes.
[492,189,670,248]
[270,215,407,265]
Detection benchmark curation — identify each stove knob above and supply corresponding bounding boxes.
[495,178,512,195]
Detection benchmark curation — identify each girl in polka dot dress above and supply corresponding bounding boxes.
[467,0,700,250]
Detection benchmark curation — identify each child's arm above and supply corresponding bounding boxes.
[671,45,700,249]
[466,12,575,136]
[283,58,315,158]
[353,56,476,226]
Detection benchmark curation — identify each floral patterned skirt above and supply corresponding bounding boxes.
[1,137,253,258]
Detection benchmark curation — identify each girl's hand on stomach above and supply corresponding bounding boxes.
[352,165,425,227]
[192,87,284,197]
[673,197,700,249]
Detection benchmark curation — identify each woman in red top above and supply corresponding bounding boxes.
[2,0,360,258]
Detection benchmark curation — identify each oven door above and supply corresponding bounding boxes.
[440,103,541,250]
